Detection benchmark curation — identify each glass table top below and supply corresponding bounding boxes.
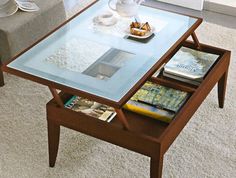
[7,0,199,103]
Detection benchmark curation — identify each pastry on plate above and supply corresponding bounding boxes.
[130,22,151,36]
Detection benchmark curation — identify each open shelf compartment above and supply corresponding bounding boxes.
[151,41,227,91]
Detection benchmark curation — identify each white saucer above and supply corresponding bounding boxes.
[93,12,117,26]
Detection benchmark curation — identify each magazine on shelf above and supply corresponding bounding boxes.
[64,96,116,122]
[163,72,201,86]
[123,82,189,123]
[163,47,220,84]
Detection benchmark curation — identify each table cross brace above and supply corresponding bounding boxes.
[191,31,201,49]
[48,87,64,108]
[114,108,130,130]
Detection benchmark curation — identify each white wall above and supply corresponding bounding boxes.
[158,0,204,10]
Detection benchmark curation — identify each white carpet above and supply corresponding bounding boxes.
[0,1,236,178]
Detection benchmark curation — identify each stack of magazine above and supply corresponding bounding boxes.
[64,96,116,122]
[123,82,189,123]
[163,47,220,85]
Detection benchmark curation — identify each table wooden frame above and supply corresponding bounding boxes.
[45,40,230,178]
[1,1,231,178]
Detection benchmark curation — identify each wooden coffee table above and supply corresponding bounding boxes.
[1,0,230,177]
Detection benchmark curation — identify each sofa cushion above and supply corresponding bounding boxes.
[0,0,66,63]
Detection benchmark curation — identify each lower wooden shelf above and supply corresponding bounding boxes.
[111,110,169,140]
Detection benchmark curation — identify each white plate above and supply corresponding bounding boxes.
[126,26,155,39]
[16,1,40,12]
[93,16,117,26]
[93,12,117,26]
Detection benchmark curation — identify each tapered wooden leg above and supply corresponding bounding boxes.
[218,71,228,108]
[47,119,60,167]
[150,156,163,178]
[0,68,4,87]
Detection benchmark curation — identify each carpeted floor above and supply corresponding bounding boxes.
[0,1,236,178]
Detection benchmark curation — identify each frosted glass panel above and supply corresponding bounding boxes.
[8,0,198,102]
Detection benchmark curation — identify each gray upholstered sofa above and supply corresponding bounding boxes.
[0,0,66,86]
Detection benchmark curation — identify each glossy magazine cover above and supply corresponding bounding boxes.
[164,47,219,81]
[130,82,189,113]
[64,96,116,122]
